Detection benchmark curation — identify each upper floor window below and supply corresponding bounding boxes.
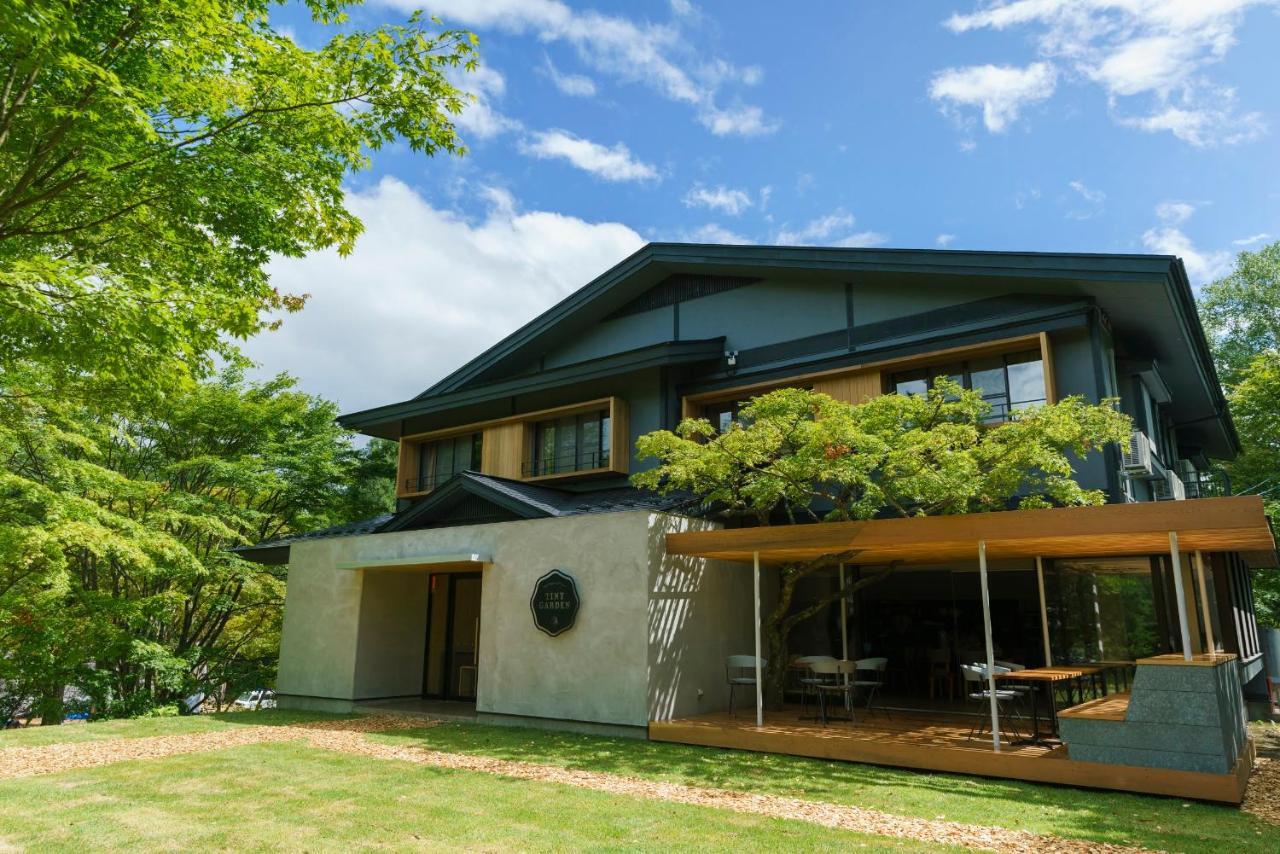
[891,350,1046,420]
[530,409,611,476]
[415,432,482,492]
[701,399,751,433]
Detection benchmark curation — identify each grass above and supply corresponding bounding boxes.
[0,709,351,749]
[0,740,947,852]
[1,712,1273,852]
[368,720,1277,854]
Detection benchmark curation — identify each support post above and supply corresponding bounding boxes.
[839,563,849,685]
[978,540,1001,750]
[753,550,764,727]
[1035,556,1052,667]
[1195,551,1215,654]
[1168,532,1193,661]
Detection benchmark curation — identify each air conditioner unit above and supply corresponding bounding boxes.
[1121,431,1155,477]
[1153,469,1187,501]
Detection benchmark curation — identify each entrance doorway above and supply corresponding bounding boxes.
[422,572,482,701]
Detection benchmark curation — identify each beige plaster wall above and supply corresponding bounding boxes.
[645,513,757,721]
[353,570,430,698]
[277,512,655,725]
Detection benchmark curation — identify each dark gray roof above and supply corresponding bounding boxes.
[236,472,691,563]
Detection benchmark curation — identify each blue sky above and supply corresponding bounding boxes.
[246,1,1280,414]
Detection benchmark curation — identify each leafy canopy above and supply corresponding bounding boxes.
[1199,241,1280,386]
[0,0,476,397]
[0,366,395,720]
[634,381,1132,525]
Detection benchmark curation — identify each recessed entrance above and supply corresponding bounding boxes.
[422,572,482,701]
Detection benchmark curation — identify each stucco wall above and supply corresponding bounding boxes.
[645,514,757,721]
[277,512,658,726]
[353,570,430,698]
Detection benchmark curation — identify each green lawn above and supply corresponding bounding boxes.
[1,712,1273,853]
[369,721,1276,854]
[0,709,351,749]
[0,740,945,852]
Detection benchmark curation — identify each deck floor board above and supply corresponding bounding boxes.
[648,706,1249,803]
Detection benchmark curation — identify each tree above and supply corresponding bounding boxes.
[0,0,476,399]
[1199,242,1280,627]
[633,383,1131,705]
[1219,352,1280,627]
[0,367,382,721]
[1199,241,1280,385]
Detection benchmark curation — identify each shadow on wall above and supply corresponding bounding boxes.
[646,513,758,722]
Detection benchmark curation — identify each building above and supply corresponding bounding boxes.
[242,244,1274,802]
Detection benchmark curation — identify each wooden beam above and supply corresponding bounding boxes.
[664,496,1275,565]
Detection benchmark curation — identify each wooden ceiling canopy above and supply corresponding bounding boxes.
[663,496,1276,566]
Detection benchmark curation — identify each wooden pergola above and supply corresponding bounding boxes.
[664,496,1276,742]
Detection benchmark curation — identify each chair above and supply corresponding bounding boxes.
[927,649,954,701]
[960,664,1024,741]
[726,655,767,717]
[809,659,857,724]
[853,657,889,718]
[792,655,837,719]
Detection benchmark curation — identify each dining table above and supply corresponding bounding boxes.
[995,665,1105,745]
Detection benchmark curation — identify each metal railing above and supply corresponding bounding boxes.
[1180,469,1231,499]
[522,450,610,477]
[403,470,466,493]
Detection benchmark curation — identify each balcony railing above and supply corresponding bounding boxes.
[522,450,610,478]
[403,470,467,493]
[1180,469,1231,499]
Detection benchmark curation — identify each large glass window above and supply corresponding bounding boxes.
[890,349,1046,420]
[530,410,611,476]
[414,432,482,492]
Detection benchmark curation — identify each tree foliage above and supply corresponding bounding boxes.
[634,383,1131,703]
[1199,240,1280,628]
[0,368,394,721]
[0,0,476,398]
[1199,241,1280,386]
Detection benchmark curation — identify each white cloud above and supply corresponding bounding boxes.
[669,0,696,17]
[542,56,597,97]
[699,103,778,137]
[941,0,1274,145]
[1116,85,1266,147]
[686,223,751,244]
[452,65,522,139]
[1067,179,1106,219]
[774,210,888,248]
[242,178,643,413]
[520,130,659,182]
[1141,201,1231,283]
[683,184,752,216]
[936,233,956,247]
[1155,200,1196,225]
[1069,179,1105,205]
[929,62,1057,132]
[396,0,774,136]
[1234,232,1271,247]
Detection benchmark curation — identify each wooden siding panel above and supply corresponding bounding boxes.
[812,369,882,404]
[481,422,524,480]
[610,397,630,475]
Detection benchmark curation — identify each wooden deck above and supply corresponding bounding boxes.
[648,707,1252,803]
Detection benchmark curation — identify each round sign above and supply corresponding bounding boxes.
[530,569,580,637]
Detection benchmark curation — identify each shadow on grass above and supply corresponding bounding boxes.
[202,709,362,727]
[369,722,1267,852]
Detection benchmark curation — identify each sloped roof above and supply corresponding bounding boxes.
[338,242,1235,457]
[236,472,691,564]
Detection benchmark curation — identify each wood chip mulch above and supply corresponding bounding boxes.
[1242,755,1280,826]
[0,714,1156,854]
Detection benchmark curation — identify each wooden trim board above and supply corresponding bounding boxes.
[648,716,1252,803]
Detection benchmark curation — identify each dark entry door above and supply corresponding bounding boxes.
[422,572,482,700]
